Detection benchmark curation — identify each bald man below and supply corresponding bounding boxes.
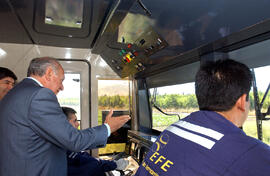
[0,57,130,176]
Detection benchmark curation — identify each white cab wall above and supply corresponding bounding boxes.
[0,42,119,133]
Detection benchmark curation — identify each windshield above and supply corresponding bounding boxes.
[149,66,270,145]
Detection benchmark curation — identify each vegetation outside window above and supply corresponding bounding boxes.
[98,80,130,155]
[150,82,198,131]
[243,65,270,145]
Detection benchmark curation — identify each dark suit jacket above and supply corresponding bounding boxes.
[0,78,108,176]
[67,151,117,176]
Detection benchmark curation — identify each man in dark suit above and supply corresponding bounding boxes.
[62,107,128,176]
[0,67,17,100]
[0,57,130,176]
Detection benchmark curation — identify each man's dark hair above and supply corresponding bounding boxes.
[195,59,252,111]
[0,67,17,81]
[62,107,77,120]
[27,57,59,77]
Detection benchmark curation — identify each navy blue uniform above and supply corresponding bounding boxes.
[67,151,117,176]
[135,111,270,176]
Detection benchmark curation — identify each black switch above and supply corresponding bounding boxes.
[140,39,145,45]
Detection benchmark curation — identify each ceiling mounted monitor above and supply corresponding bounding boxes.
[45,0,84,29]
[35,0,92,38]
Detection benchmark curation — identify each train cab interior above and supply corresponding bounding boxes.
[0,0,270,175]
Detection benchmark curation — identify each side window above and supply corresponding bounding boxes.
[149,82,198,131]
[97,80,130,125]
[57,73,81,126]
[242,89,258,141]
[244,65,270,145]
[98,79,130,155]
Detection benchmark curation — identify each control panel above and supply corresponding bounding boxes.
[127,130,158,164]
[109,27,168,78]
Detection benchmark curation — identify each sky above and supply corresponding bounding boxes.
[98,80,129,96]
[57,73,80,99]
[253,65,270,92]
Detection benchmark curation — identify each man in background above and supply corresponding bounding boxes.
[0,67,17,100]
[62,107,128,176]
[0,57,130,176]
[135,59,270,176]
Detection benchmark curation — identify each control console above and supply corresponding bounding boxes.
[127,130,158,164]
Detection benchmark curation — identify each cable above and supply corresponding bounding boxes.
[153,104,181,120]
[137,0,151,16]
[151,88,180,120]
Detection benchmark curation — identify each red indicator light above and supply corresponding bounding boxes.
[127,43,132,48]
[125,57,131,63]
[133,52,138,56]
